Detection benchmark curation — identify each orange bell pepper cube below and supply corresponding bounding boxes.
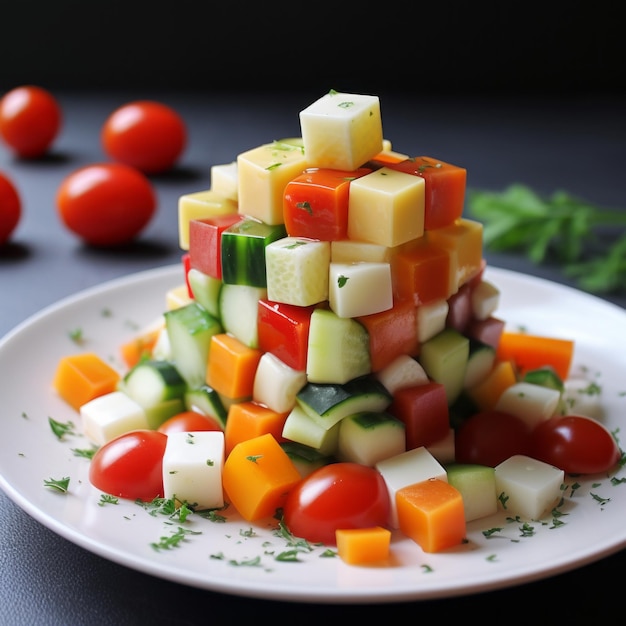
[224,401,289,457]
[53,353,121,411]
[495,331,574,381]
[466,359,517,411]
[335,526,392,565]
[396,478,466,553]
[206,333,263,399]
[120,325,162,369]
[222,433,302,522]
[387,156,467,230]
[283,167,372,241]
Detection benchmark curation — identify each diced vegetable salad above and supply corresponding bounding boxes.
[53,90,620,564]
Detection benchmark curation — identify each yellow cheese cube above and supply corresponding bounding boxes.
[347,167,425,247]
[237,142,308,225]
[178,190,237,250]
[299,91,384,170]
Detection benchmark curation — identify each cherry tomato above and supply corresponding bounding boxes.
[530,414,621,474]
[0,171,21,245]
[56,163,156,246]
[101,100,187,174]
[283,462,390,545]
[455,410,532,467]
[0,85,62,158]
[89,429,167,501]
[157,411,223,435]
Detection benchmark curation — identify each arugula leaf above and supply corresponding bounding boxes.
[467,184,626,293]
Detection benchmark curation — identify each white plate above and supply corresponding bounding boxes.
[1,264,625,604]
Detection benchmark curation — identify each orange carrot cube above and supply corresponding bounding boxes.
[466,359,517,411]
[335,526,392,565]
[53,353,121,411]
[206,333,262,399]
[396,478,466,553]
[224,401,289,457]
[222,433,302,521]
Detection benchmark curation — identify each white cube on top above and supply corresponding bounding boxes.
[299,91,384,171]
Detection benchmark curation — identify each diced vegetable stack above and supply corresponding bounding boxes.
[57,90,607,559]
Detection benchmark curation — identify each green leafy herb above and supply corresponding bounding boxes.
[337,275,349,288]
[44,476,70,493]
[467,184,626,294]
[98,494,119,506]
[151,526,200,551]
[296,201,313,215]
[49,417,76,440]
[68,328,85,344]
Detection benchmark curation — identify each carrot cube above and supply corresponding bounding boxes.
[466,359,517,411]
[335,526,392,565]
[222,433,302,521]
[206,333,262,399]
[496,331,574,381]
[53,353,121,411]
[396,478,466,553]
[391,237,452,305]
[224,401,289,457]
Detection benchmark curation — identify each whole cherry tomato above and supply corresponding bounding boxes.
[101,100,187,174]
[157,411,223,436]
[89,429,167,501]
[0,171,21,245]
[455,410,532,467]
[283,462,390,545]
[531,414,621,474]
[0,85,62,158]
[56,163,156,246]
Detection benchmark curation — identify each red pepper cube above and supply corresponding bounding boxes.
[388,382,450,450]
[387,156,466,230]
[466,315,506,350]
[283,167,371,241]
[391,238,453,305]
[221,218,287,287]
[257,299,316,372]
[189,214,241,279]
[356,298,420,372]
[181,252,193,298]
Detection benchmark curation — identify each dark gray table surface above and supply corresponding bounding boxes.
[1,90,625,624]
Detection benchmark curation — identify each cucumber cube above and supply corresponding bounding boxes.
[446,463,498,521]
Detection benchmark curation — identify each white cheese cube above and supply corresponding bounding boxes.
[417,299,449,343]
[162,431,225,510]
[210,161,238,202]
[80,391,148,446]
[495,381,561,429]
[375,354,429,395]
[495,454,565,519]
[347,167,425,247]
[328,261,393,318]
[375,446,447,528]
[253,352,307,413]
[471,280,500,320]
[299,91,383,170]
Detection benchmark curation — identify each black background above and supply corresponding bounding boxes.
[1,2,624,97]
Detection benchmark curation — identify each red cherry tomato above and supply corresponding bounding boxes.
[530,414,621,474]
[455,410,532,467]
[283,462,390,545]
[157,411,223,436]
[56,163,156,246]
[89,429,167,501]
[0,85,62,158]
[0,171,21,245]
[101,100,187,174]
